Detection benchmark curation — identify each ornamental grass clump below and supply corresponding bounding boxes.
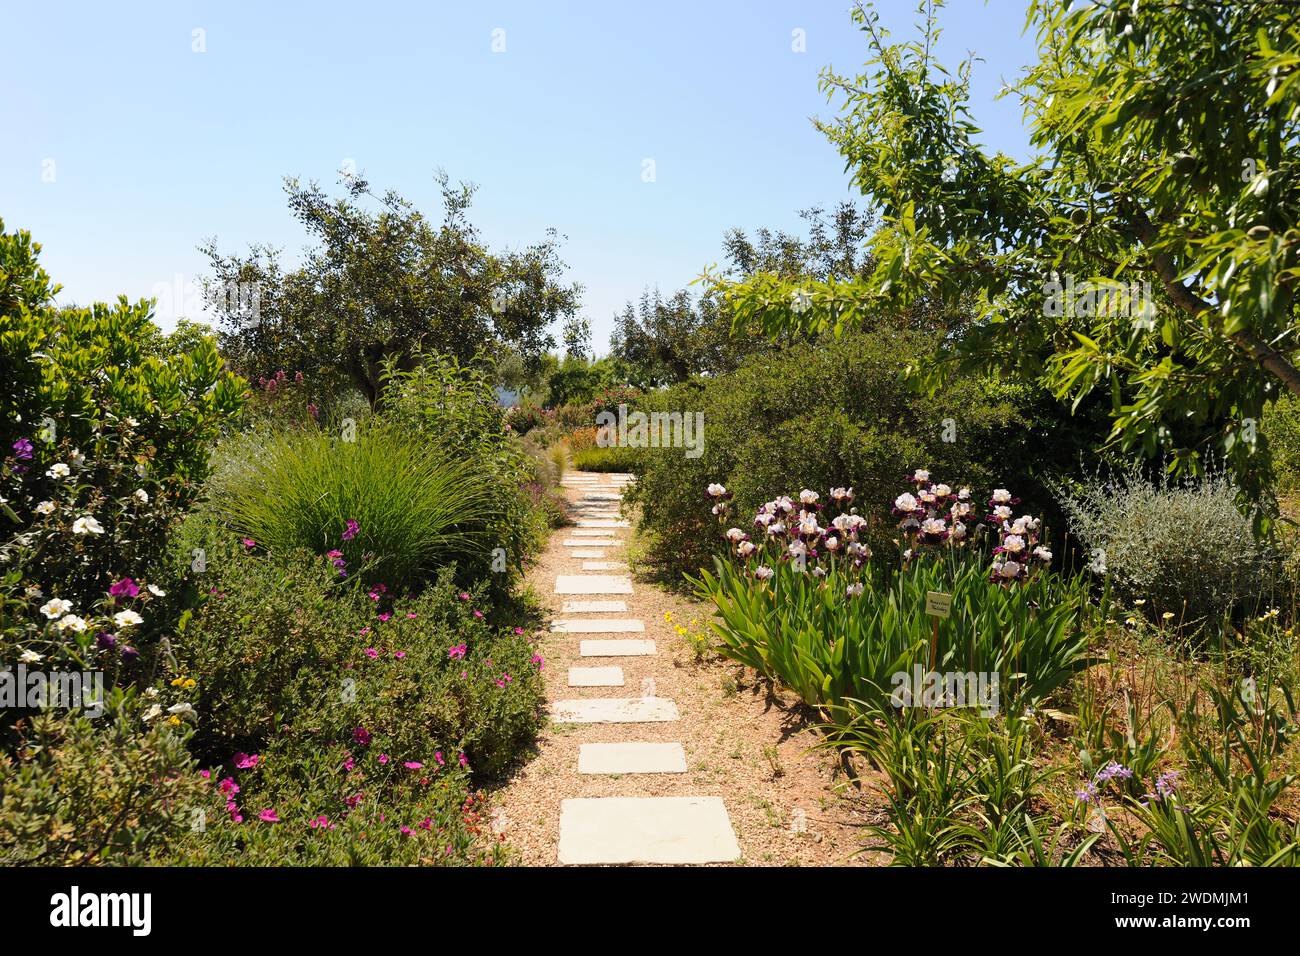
[691,472,1095,716]
[212,424,499,589]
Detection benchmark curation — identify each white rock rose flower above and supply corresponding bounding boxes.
[35,500,55,515]
[40,598,72,619]
[134,489,149,503]
[47,463,71,478]
[114,610,144,628]
[72,515,105,535]
[55,614,88,633]
[19,649,43,664]
[148,584,166,596]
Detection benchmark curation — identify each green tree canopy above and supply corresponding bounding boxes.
[714,0,1300,500]
[204,170,582,404]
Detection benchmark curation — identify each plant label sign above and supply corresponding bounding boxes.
[925,591,952,619]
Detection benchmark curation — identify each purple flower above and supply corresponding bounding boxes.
[12,438,33,461]
[342,519,360,541]
[95,632,117,650]
[120,646,139,661]
[109,577,140,599]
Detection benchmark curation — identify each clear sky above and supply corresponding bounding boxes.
[0,0,1039,353]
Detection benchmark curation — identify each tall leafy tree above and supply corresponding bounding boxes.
[612,203,883,386]
[204,170,582,404]
[714,0,1300,499]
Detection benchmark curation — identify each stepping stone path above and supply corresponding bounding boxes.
[545,470,740,865]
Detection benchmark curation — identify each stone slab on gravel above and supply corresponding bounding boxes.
[551,618,644,633]
[575,519,630,528]
[567,666,625,687]
[569,549,608,558]
[554,575,633,595]
[561,600,628,613]
[550,697,679,724]
[570,529,618,537]
[562,538,622,547]
[581,560,628,571]
[578,742,687,775]
[579,639,656,656]
[582,493,623,501]
[558,797,740,864]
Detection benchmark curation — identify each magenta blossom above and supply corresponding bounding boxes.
[352,726,372,747]
[378,754,389,765]
[472,609,484,619]
[241,538,256,549]
[458,753,468,768]
[258,809,280,823]
[394,650,406,659]
[378,612,392,622]
[448,643,467,660]
[109,577,140,599]
[342,519,360,541]
[364,647,379,659]
[233,752,260,770]
[404,761,423,769]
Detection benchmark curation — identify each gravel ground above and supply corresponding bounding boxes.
[492,474,877,866]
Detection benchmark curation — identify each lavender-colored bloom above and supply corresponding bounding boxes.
[95,631,117,650]
[120,646,139,661]
[12,438,33,460]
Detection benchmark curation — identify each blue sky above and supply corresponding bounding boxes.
[0,0,1039,353]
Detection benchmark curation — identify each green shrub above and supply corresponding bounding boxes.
[1051,466,1280,628]
[0,220,243,749]
[1263,393,1300,494]
[0,709,205,865]
[211,424,499,590]
[174,541,544,776]
[623,329,1066,577]
[571,444,638,472]
[379,351,548,578]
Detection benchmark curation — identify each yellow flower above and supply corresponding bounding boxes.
[1161,612,1174,621]
[1125,617,1138,626]
[183,678,197,689]
[1134,599,1147,606]
[663,612,673,623]
[167,715,181,727]
[170,677,185,687]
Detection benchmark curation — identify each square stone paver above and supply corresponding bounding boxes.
[551,618,644,633]
[578,742,687,774]
[561,600,628,613]
[580,639,655,656]
[554,575,633,595]
[558,797,740,865]
[568,666,624,687]
[551,697,679,723]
